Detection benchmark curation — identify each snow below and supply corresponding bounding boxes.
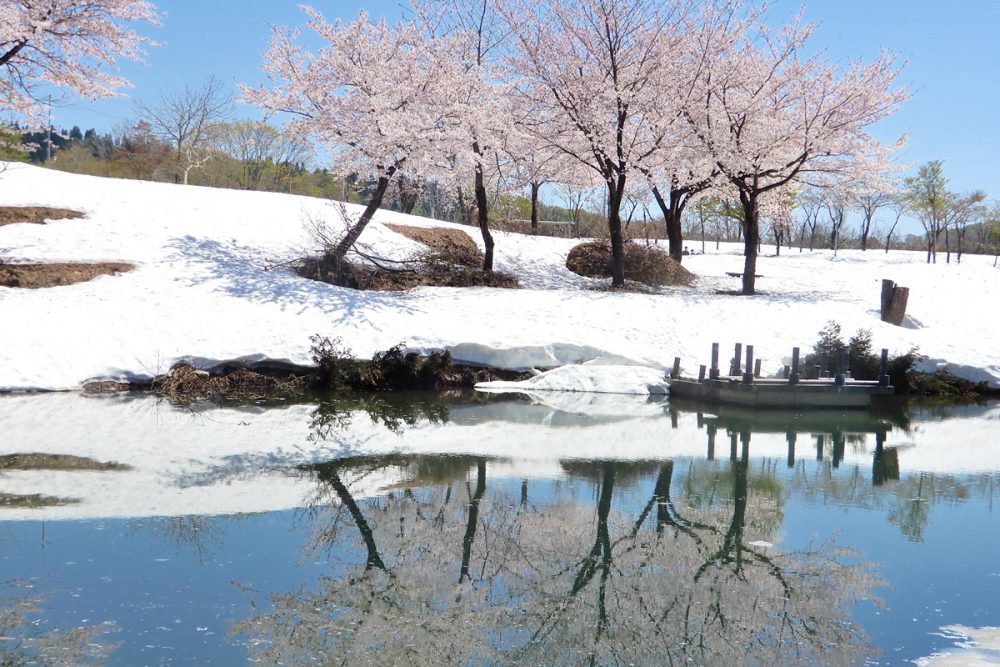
[476,363,670,395]
[1,162,998,392]
[0,392,996,521]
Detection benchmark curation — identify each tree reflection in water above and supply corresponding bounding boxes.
[0,581,116,666]
[234,440,884,665]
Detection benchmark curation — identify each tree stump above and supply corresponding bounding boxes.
[880,279,909,326]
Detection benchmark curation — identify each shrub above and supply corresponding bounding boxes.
[565,240,694,287]
[310,336,476,391]
[803,320,922,390]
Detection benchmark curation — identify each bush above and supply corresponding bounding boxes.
[565,240,694,287]
[309,336,510,391]
[803,320,922,390]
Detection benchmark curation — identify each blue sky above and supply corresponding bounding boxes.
[35,1,1000,212]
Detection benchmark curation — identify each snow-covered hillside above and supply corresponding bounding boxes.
[0,163,997,391]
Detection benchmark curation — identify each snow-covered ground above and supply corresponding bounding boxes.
[1,162,998,391]
[0,392,996,521]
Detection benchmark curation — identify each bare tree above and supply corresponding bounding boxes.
[136,76,232,184]
[856,191,891,251]
[211,119,312,191]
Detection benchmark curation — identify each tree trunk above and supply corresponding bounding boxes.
[945,226,951,264]
[399,175,419,215]
[316,464,386,572]
[530,181,541,235]
[459,460,487,583]
[472,141,494,272]
[474,164,494,272]
[332,169,395,264]
[652,186,685,263]
[607,177,627,287]
[739,191,759,295]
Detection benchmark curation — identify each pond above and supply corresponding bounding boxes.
[0,391,998,665]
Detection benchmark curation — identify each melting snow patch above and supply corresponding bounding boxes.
[476,364,669,396]
[916,625,1000,666]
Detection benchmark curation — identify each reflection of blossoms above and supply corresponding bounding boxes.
[234,457,883,665]
[0,582,116,666]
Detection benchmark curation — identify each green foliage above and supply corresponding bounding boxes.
[0,126,29,162]
[804,320,923,390]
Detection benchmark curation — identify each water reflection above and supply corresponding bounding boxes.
[0,580,116,665]
[234,453,882,665]
[0,392,998,664]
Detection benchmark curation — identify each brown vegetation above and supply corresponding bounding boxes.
[384,223,483,267]
[154,364,306,404]
[0,492,76,508]
[0,453,130,472]
[0,206,85,226]
[298,222,517,291]
[566,240,695,287]
[0,262,133,288]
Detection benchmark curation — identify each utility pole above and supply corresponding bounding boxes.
[45,96,52,162]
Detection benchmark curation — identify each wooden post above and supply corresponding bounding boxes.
[786,431,797,468]
[816,434,824,461]
[753,358,762,378]
[710,343,720,380]
[731,343,742,377]
[671,356,681,379]
[832,432,844,469]
[790,347,800,385]
[743,345,754,384]
[707,423,717,460]
[881,279,910,326]
[730,432,738,461]
[740,431,750,461]
[698,364,706,382]
[879,348,890,386]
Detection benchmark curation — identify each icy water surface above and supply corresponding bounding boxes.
[0,392,998,665]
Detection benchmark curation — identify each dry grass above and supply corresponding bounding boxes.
[566,240,695,287]
[0,492,76,508]
[298,222,518,291]
[384,223,483,267]
[0,262,133,288]
[0,453,131,472]
[0,206,84,226]
[155,364,306,403]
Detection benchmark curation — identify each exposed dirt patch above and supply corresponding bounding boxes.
[0,262,133,288]
[0,492,77,509]
[566,240,695,287]
[384,223,483,267]
[0,206,85,227]
[0,453,131,472]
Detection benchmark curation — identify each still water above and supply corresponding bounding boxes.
[0,391,998,665]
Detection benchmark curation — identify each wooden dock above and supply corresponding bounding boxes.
[667,342,895,409]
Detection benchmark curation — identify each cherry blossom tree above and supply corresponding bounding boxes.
[244,8,474,269]
[501,0,691,287]
[0,0,158,120]
[684,12,907,294]
[414,0,510,271]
